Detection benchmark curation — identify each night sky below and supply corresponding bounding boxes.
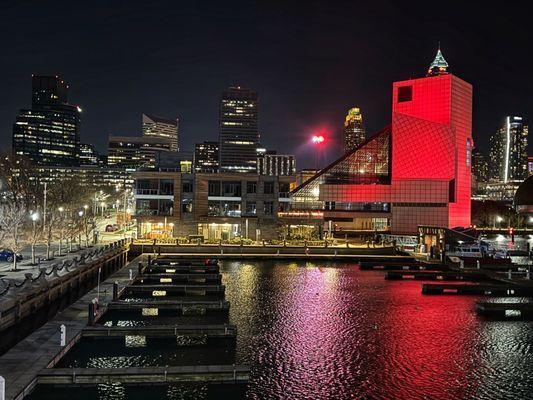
[1,1,532,168]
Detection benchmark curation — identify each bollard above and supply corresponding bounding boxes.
[527,269,530,280]
[1,375,4,400]
[508,269,512,279]
[334,250,337,257]
[60,324,66,346]
[476,260,480,269]
[113,281,119,300]
[129,269,133,280]
[459,260,464,269]
[88,302,95,325]
[427,253,430,261]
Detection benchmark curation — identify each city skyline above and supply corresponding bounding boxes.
[1,1,532,169]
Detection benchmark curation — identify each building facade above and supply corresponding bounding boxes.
[218,87,259,173]
[194,141,219,173]
[13,75,81,166]
[79,143,102,166]
[257,151,296,176]
[489,116,528,183]
[134,171,293,240]
[290,50,472,237]
[342,107,365,152]
[107,135,173,170]
[142,114,179,152]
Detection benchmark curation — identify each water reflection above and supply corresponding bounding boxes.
[221,260,533,400]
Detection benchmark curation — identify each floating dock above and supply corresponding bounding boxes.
[476,302,533,319]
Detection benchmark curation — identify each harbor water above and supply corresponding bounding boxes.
[29,258,533,400]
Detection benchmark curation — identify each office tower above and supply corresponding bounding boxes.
[489,116,528,183]
[12,75,81,166]
[194,141,219,173]
[79,143,101,166]
[256,149,296,176]
[142,114,179,152]
[343,107,365,152]
[218,86,259,173]
[426,47,449,77]
[107,135,172,170]
[471,148,488,183]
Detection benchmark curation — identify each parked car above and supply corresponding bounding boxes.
[0,249,23,262]
[105,224,119,232]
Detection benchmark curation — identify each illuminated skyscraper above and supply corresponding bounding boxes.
[218,87,259,173]
[489,116,528,183]
[426,47,449,77]
[142,114,179,152]
[471,148,488,183]
[194,141,219,173]
[342,107,365,152]
[12,75,81,166]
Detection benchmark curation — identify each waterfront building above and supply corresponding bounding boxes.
[218,86,259,173]
[134,171,293,240]
[142,114,179,152]
[256,149,295,176]
[194,141,219,173]
[529,155,533,175]
[12,75,81,166]
[342,107,365,152]
[289,49,472,239]
[107,135,173,170]
[489,116,528,183]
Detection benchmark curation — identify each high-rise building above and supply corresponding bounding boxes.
[142,114,179,152]
[489,116,528,183]
[256,149,296,176]
[471,148,488,183]
[107,135,173,170]
[194,141,219,173]
[342,107,365,152]
[12,75,81,166]
[218,86,259,173]
[79,143,101,166]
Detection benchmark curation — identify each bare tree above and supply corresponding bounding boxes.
[0,202,28,270]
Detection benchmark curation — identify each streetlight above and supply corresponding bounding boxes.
[311,135,325,171]
[58,207,65,255]
[30,212,39,264]
[497,216,503,229]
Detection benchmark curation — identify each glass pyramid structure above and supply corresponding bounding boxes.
[292,125,391,210]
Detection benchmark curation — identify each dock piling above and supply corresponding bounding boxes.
[1,375,5,400]
[113,282,118,300]
[60,324,66,347]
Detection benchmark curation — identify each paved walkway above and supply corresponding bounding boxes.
[0,254,143,400]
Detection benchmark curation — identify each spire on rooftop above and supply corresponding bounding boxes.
[427,45,449,77]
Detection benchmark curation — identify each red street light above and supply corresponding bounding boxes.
[312,135,325,144]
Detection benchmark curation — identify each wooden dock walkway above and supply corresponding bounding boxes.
[108,300,230,312]
[36,365,250,384]
[82,324,236,338]
[476,302,533,319]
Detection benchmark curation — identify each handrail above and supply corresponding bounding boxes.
[0,239,127,298]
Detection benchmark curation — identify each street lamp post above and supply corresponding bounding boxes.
[311,135,325,171]
[58,207,64,256]
[30,212,39,265]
